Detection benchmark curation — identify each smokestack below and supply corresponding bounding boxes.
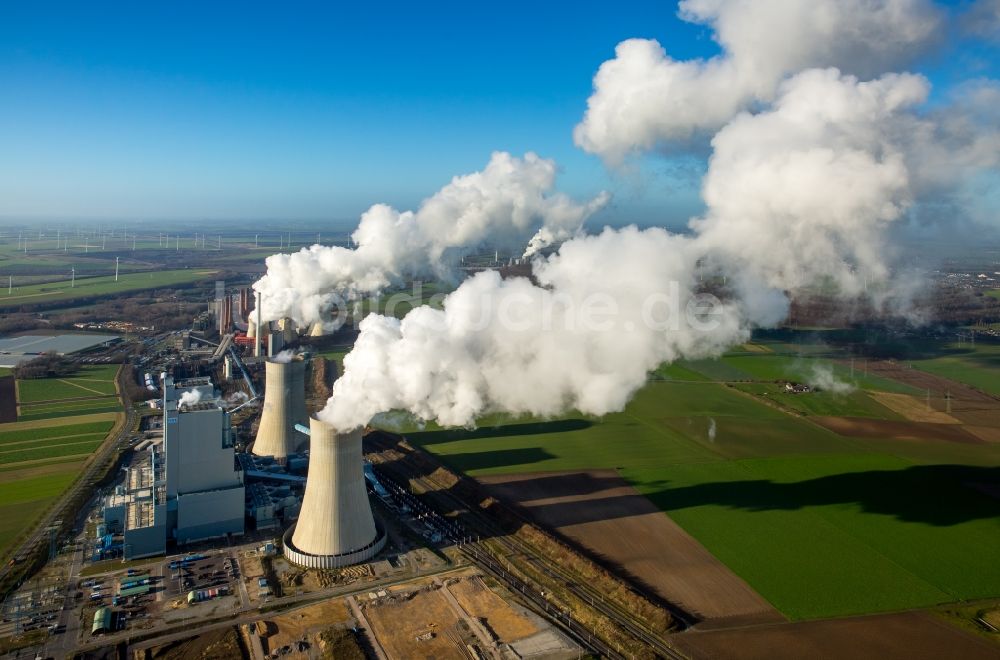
[284,417,384,568]
[279,317,297,344]
[239,288,251,320]
[255,291,263,358]
[222,296,233,332]
[252,358,308,462]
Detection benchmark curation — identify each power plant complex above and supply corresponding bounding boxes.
[100,304,384,571]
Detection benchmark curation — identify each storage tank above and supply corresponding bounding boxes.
[283,417,385,569]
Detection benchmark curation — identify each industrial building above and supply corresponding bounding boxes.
[0,332,121,368]
[103,376,245,558]
[283,417,386,569]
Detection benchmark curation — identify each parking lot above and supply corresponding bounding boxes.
[162,555,236,599]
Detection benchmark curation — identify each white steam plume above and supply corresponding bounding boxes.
[573,0,942,163]
[320,226,750,430]
[252,152,608,326]
[178,389,202,407]
[693,69,926,300]
[806,364,855,394]
[319,66,996,431]
[270,349,296,364]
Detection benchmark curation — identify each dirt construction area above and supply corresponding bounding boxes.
[671,611,1000,660]
[479,470,783,625]
[448,575,539,642]
[364,587,468,659]
[255,598,352,657]
[147,626,247,660]
[813,416,985,443]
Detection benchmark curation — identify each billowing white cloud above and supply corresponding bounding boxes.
[252,151,608,325]
[693,69,928,298]
[574,0,943,163]
[320,226,750,430]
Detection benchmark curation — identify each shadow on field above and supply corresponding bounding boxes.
[429,446,559,472]
[638,464,1000,526]
[405,418,592,446]
[475,464,1000,529]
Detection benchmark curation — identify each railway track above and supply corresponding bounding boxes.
[367,440,688,659]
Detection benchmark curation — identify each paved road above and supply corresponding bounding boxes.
[66,562,469,656]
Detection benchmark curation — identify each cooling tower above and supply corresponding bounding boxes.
[283,417,385,568]
[252,358,309,461]
[279,317,297,344]
[307,321,325,337]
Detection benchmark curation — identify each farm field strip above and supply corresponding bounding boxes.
[0,431,107,449]
[16,365,119,402]
[19,398,121,413]
[0,438,104,465]
[0,420,114,444]
[0,268,218,308]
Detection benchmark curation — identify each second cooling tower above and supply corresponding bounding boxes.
[253,357,309,461]
[283,417,385,568]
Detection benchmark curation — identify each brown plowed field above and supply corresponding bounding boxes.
[870,392,960,423]
[673,611,1000,660]
[866,360,1000,426]
[813,416,984,444]
[964,426,1000,443]
[479,470,783,625]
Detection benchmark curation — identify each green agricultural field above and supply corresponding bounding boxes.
[0,467,80,555]
[17,364,119,403]
[0,420,114,445]
[733,383,902,419]
[718,354,921,394]
[0,412,118,557]
[626,455,1000,619]
[16,403,123,422]
[0,436,104,464]
[316,346,353,371]
[0,268,217,309]
[400,379,1000,620]
[351,282,450,319]
[908,342,1000,395]
[15,364,122,421]
[651,362,710,382]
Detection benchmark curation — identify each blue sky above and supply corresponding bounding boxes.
[0,1,994,227]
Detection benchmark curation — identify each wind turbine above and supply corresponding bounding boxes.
[71,267,75,288]
[115,257,119,282]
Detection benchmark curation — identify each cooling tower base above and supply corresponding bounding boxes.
[282,521,387,569]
